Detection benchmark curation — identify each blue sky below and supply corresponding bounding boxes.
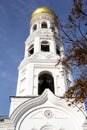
[0,0,73,115]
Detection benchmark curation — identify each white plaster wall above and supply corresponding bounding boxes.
[15,99,85,130]
[9,97,32,116]
[16,59,68,97]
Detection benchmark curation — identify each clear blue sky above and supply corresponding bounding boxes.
[0,0,73,115]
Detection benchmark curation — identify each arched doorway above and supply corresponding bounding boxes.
[38,72,54,95]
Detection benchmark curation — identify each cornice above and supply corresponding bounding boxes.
[18,54,59,70]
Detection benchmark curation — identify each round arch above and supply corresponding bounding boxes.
[41,22,48,28]
[40,125,57,130]
[38,71,54,95]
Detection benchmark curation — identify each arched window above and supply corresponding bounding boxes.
[33,24,37,31]
[28,44,34,56]
[41,41,49,52]
[56,45,60,55]
[41,22,47,28]
[38,72,54,95]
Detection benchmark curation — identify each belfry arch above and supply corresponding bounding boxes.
[38,71,54,95]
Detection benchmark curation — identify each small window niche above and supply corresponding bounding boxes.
[33,24,37,31]
[41,22,47,28]
[56,45,60,55]
[28,44,34,56]
[41,41,49,52]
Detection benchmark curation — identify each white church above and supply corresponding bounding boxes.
[0,6,87,130]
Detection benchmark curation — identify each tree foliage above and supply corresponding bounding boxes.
[59,0,87,105]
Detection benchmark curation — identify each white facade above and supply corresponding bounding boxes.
[16,8,72,98]
[0,6,87,130]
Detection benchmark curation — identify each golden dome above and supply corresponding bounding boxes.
[31,6,56,18]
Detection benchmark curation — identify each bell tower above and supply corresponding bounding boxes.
[5,7,86,130]
[16,6,73,97]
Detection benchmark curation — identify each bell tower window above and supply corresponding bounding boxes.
[41,22,47,28]
[56,45,60,55]
[28,44,34,56]
[33,24,37,31]
[41,41,49,52]
[38,72,54,95]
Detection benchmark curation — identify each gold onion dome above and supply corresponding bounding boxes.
[31,6,56,18]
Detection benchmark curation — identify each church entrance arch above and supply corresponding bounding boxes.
[38,71,54,95]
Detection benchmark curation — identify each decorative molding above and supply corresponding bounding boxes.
[10,89,86,127]
[44,110,54,119]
